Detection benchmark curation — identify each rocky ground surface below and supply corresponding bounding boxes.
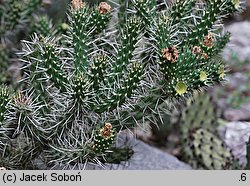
[89,132,192,170]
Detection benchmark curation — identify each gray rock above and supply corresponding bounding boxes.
[223,21,250,63]
[88,132,192,170]
[224,101,250,121]
[218,121,250,167]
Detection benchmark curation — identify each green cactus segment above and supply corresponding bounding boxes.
[71,3,111,74]
[28,52,50,109]
[73,74,89,103]
[87,8,111,35]
[72,12,88,72]
[90,55,109,90]
[111,16,142,81]
[42,44,68,92]
[32,16,52,37]
[179,92,218,168]
[95,63,144,113]
[170,0,196,25]
[179,92,218,137]
[133,0,156,26]
[24,0,42,17]
[156,13,173,46]
[92,133,115,154]
[0,46,9,84]
[91,123,116,154]
[71,6,89,73]
[191,128,234,170]
[3,0,22,31]
[0,86,10,125]
[183,0,237,47]
[178,92,239,169]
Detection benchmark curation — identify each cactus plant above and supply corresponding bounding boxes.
[0,0,241,169]
[176,91,241,169]
[190,128,235,169]
[115,0,240,131]
[179,91,219,136]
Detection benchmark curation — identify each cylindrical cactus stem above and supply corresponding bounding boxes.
[94,63,144,113]
[23,0,42,17]
[41,42,69,92]
[90,54,109,91]
[108,15,142,85]
[71,0,112,74]
[91,123,116,154]
[183,0,238,47]
[32,16,52,37]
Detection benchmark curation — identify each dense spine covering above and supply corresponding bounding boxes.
[23,0,42,16]
[41,43,69,92]
[32,16,52,37]
[0,0,42,35]
[91,123,116,154]
[120,0,239,131]
[2,0,22,32]
[0,0,241,169]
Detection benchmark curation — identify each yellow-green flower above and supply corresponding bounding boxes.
[232,0,240,9]
[61,23,69,31]
[200,71,207,82]
[175,81,187,95]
